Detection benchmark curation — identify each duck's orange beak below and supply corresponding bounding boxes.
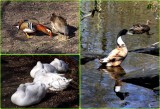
[36,24,53,38]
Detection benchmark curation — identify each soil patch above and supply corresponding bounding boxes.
[2,1,79,54]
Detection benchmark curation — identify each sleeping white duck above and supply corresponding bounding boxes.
[30,61,57,78]
[50,58,69,72]
[11,82,46,106]
[33,69,72,91]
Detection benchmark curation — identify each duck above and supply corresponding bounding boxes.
[30,61,58,78]
[33,69,72,91]
[50,13,69,39]
[14,19,53,38]
[99,29,133,66]
[11,82,47,106]
[129,20,152,35]
[50,58,69,72]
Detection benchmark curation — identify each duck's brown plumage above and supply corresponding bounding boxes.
[101,45,128,67]
[99,29,130,67]
[50,13,69,36]
[129,20,152,35]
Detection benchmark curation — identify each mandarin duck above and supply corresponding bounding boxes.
[14,19,52,38]
[129,20,152,35]
[11,82,47,106]
[30,61,58,78]
[50,13,69,39]
[100,29,133,67]
[33,69,72,91]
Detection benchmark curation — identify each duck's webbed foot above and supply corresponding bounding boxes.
[25,33,33,39]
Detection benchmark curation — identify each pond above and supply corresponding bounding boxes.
[81,1,158,55]
[81,1,158,108]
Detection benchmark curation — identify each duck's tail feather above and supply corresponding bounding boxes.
[36,24,53,38]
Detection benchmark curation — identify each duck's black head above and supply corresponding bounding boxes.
[117,29,128,37]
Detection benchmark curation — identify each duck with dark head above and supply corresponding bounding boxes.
[129,20,153,36]
[99,29,133,67]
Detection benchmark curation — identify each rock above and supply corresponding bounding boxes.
[121,68,158,89]
[129,42,159,56]
[120,53,158,90]
[81,57,96,65]
[153,87,159,95]
[81,53,105,65]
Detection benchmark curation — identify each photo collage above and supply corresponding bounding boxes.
[1,0,159,108]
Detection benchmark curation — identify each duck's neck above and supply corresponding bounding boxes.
[146,20,150,25]
[117,36,126,47]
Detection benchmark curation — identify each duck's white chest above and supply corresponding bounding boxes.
[23,28,35,33]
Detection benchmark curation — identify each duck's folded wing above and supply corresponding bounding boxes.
[107,48,120,59]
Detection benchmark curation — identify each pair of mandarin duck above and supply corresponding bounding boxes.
[100,20,152,67]
[14,13,69,39]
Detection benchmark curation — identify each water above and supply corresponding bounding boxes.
[81,1,158,55]
[81,1,158,108]
[81,53,158,108]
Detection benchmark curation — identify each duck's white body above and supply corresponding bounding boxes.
[30,61,58,78]
[50,58,68,72]
[33,69,72,91]
[11,82,46,106]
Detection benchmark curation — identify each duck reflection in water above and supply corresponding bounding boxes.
[98,65,129,100]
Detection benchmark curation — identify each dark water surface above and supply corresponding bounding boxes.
[81,1,158,55]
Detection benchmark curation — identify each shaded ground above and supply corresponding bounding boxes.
[1,56,79,108]
[2,1,79,54]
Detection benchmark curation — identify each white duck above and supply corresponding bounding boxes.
[11,82,46,106]
[50,58,68,72]
[30,61,57,78]
[33,69,72,91]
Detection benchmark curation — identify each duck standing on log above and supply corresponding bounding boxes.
[99,29,133,67]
